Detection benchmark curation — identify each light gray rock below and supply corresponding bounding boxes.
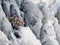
[2,0,10,18]
[18,27,42,45]
[38,0,60,16]
[55,8,60,24]
[23,0,40,4]
[15,0,23,9]
[10,0,21,17]
[21,2,43,21]
[24,12,37,26]
[0,0,60,45]
[49,0,60,16]
[40,18,59,45]
[9,33,21,45]
[41,5,52,18]
[31,20,42,39]
[0,31,11,45]
[10,4,18,16]
[0,4,12,39]
[20,11,24,20]
[53,18,60,44]
[40,1,60,44]
[1,17,13,39]
[9,27,42,45]
[0,4,6,29]
[0,0,1,3]
[21,2,43,39]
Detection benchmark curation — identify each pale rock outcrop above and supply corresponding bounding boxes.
[23,0,40,4]
[53,18,60,44]
[40,17,59,45]
[55,8,60,24]
[40,3,59,45]
[21,1,43,39]
[9,33,21,45]
[0,31,11,45]
[9,0,21,17]
[9,27,42,45]
[2,0,10,17]
[15,0,23,9]
[0,0,60,45]
[18,27,42,45]
[0,4,12,39]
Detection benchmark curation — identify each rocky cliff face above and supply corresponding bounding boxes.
[0,0,60,45]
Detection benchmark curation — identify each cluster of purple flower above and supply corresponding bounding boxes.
[9,15,24,30]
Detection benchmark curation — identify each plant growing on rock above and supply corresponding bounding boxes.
[8,15,24,30]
